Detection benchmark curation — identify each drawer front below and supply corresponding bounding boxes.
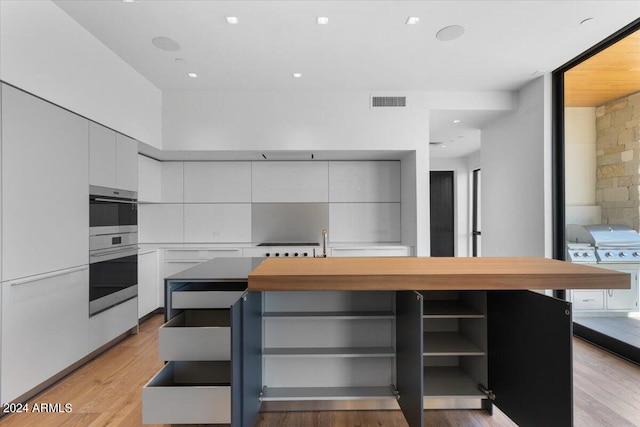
[165,248,241,261]
[330,247,410,257]
[159,313,231,361]
[172,290,244,309]
[572,290,604,310]
[143,361,231,424]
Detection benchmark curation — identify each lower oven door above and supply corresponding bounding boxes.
[89,246,138,316]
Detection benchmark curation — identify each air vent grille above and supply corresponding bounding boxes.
[371,96,406,108]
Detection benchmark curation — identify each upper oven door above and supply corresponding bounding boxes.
[90,185,137,235]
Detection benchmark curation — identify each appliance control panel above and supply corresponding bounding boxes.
[596,248,640,263]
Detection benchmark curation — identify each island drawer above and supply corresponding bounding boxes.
[142,361,231,424]
[572,290,605,310]
[172,287,244,309]
[159,310,231,361]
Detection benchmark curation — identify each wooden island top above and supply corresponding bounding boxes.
[247,256,629,291]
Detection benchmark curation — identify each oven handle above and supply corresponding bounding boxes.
[11,266,88,287]
[90,247,139,262]
[92,197,137,204]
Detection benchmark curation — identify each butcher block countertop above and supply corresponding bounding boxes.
[247,257,630,291]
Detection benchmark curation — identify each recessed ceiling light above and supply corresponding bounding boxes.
[175,58,186,64]
[293,73,302,78]
[122,0,134,3]
[440,144,447,148]
[452,119,461,123]
[436,25,465,41]
[406,17,420,25]
[580,18,595,26]
[187,72,198,78]
[152,37,180,51]
[317,16,329,25]
[226,16,239,24]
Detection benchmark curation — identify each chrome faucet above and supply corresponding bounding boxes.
[322,229,328,258]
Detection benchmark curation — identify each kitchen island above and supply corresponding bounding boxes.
[143,256,628,427]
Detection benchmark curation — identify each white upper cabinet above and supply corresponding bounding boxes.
[184,162,251,203]
[162,162,184,203]
[89,122,117,189]
[138,154,162,203]
[89,122,138,191]
[2,85,89,280]
[329,161,400,203]
[252,161,329,203]
[116,133,138,192]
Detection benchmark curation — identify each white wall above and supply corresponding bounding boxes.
[162,91,430,151]
[0,0,162,149]
[565,107,597,206]
[430,157,471,257]
[481,76,551,257]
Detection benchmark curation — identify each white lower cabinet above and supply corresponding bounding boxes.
[138,249,159,318]
[160,248,243,308]
[1,267,89,403]
[88,298,138,353]
[143,282,247,425]
[330,246,411,257]
[143,361,231,424]
[159,310,231,361]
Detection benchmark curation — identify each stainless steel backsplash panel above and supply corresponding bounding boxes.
[251,203,329,244]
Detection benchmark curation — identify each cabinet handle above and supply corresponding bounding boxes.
[93,197,137,204]
[581,299,595,302]
[11,266,88,287]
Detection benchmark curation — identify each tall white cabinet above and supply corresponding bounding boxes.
[1,84,90,403]
[1,84,89,280]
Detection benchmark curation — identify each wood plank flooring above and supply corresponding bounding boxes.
[1,314,640,426]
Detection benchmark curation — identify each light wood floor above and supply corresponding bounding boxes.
[2,314,640,426]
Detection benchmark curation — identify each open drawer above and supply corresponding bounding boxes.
[159,310,231,361]
[142,361,231,424]
[171,283,244,309]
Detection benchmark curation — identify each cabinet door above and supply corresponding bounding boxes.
[2,85,89,280]
[138,154,162,202]
[606,270,638,310]
[89,121,117,188]
[396,291,424,427]
[488,291,572,427]
[116,133,138,191]
[252,161,328,202]
[184,162,251,202]
[329,161,400,202]
[162,162,184,202]
[2,267,89,402]
[240,291,262,427]
[138,250,159,318]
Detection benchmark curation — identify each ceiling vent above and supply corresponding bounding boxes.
[371,96,407,108]
[256,152,315,161]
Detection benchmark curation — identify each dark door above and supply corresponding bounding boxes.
[242,291,263,427]
[472,168,481,257]
[231,291,263,427]
[430,171,455,256]
[231,295,243,425]
[488,291,573,427]
[396,291,424,427]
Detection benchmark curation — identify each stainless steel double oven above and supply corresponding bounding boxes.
[89,185,138,316]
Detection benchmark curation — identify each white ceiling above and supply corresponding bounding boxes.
[53,0,640,158]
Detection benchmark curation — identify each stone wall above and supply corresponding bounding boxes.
[596,92,640,229]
